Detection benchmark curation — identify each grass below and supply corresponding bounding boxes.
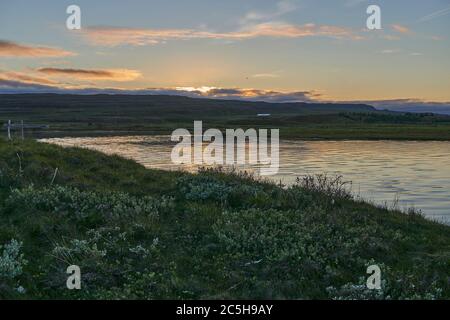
[0,138,449,300]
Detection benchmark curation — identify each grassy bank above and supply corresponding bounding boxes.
[0,139,449,299]
[19,122,450,141]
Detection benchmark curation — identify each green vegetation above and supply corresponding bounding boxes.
[0,138,449,299]
[2,94,450,140]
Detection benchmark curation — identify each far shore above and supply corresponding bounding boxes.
[25,125,450,142]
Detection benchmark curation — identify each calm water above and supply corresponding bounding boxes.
[40,136,450,224]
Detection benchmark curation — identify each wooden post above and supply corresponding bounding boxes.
[21,120,24,140]
[7,120,11,140]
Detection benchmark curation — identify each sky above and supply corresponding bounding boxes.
[0,0,449,108]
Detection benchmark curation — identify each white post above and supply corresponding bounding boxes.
[7,120,11,140]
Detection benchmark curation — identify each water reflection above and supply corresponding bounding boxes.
[40,136,450,224]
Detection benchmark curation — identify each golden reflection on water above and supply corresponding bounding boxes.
[40,136,450,224]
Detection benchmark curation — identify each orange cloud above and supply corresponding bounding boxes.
[82,23,358,46]
[243,23,354,39]
[0,40,75,57]
[0,71,58,85]
[37,68,142,81]
[391,24,410,34]
[175,87,322,102]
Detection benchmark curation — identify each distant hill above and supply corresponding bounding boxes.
[0,94,376,118]
[377,105,450,116]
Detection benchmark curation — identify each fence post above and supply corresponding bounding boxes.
[21,120,24,140]
[7,120,11,140]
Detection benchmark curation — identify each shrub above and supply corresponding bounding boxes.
[296,174,352,200]
[176,173,266,207]
[0,239,28,298]
[0,239,27,279]
[5,184,173,221]
[47,224,161,296]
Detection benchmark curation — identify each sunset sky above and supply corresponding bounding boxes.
[1,0,449,106]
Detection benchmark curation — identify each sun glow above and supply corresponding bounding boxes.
[175,86,216,93]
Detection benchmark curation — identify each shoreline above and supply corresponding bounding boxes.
[37,136,450,225]
[28,129,450,141]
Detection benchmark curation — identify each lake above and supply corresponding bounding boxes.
[40,136,450,224]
